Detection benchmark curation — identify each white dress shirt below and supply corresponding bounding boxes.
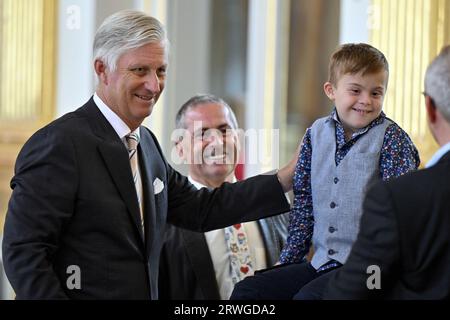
[93,93,144,229]
[93,93,141,143]
[188,177,267,300]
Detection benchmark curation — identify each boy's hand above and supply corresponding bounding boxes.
[277,143,301,192]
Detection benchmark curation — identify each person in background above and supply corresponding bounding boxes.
[159,94,289,299]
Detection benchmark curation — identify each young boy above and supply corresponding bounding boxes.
[230,43,420,300]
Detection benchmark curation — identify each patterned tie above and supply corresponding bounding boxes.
[224,223,254,284]
[126,132,144,230]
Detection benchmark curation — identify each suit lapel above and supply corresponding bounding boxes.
[181,229,221,300]
[98,142,144,240]
[257,219,279,266]
[138,131,157,256]
[82,98,145,243]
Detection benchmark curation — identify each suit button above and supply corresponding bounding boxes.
[334,177,339,184]
[330,202,336,209]
[329,226,336,233]
[328,249,336,255]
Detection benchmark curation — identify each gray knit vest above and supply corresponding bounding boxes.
[310,116,392,269]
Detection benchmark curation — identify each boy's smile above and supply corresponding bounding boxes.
[324,70,388,138]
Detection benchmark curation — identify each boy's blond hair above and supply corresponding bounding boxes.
[328,43,389,86]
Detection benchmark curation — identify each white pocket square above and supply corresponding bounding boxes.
[153,178,164,195]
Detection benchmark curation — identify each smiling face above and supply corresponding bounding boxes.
[95,42,168,130]
[177,103,238,188]
[324,70,388,136]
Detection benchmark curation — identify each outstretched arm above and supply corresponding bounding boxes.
[277,142,301,192]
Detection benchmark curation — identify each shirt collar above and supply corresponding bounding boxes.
[426,142,450,168]
[188,176,206,190]
[327,108,386,139]
[93,93,140,141]
[188,175,237,189]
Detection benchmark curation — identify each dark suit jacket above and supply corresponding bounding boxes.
[158,213,289,299]
[325,151,450,300]
[1,98,290,300]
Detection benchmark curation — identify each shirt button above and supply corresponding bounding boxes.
[328,249,336,255]
[329,226,336,233]
[330,202,336,209]
[334,177,339,184]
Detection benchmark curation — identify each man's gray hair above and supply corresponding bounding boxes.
[175,94,239,130]
[425,45,450,122]
[93,10,168,73]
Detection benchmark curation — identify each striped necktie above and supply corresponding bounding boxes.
[126,132,144,230]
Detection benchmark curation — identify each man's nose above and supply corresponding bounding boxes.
[206,131,224,144]
[144,71,161,93]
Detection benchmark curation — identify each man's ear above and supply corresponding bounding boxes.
[323,82,335,100]
[94,59,108,85]
[175,139,185,159]
[425,95,437,124]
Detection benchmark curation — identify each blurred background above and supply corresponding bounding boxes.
[0,0,449,299]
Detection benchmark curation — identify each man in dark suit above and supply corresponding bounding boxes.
[325,45,450,300]
[158,94,289,299]
[1,10,295,300]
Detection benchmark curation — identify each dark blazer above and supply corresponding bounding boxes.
[1,98,290,300]
[325,151,450,300]
[158,213,289,300]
